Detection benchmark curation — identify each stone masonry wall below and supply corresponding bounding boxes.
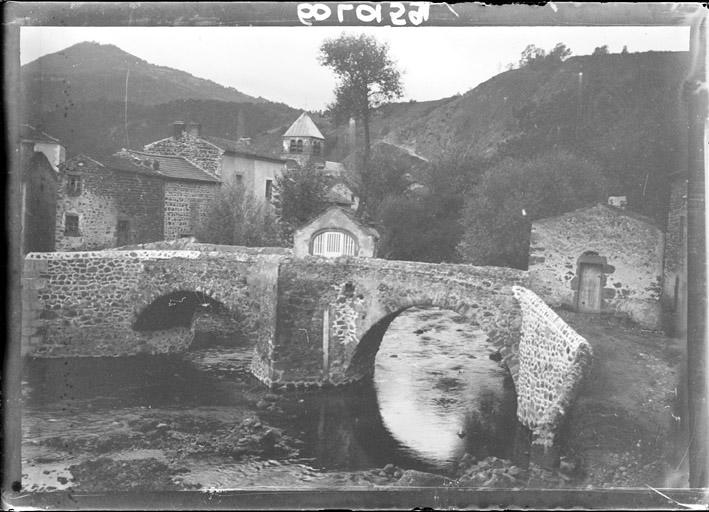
[512,286,593,447]
[163,181,218,240]
[269,257,528,388]
[55,159,164,251]
[528,204,665,330]
[22,250,279,358]
[144,134,223,178]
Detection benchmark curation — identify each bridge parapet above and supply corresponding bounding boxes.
[512,285,593,449]
[22,250,285,357]
[262,256,528,387]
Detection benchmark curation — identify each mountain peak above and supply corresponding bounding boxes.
[22,41,265,109]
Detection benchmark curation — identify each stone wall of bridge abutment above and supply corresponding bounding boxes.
[21,249,283,358]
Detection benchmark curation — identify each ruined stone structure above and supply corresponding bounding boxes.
[55,155,165,251]
[528,204,665,330]
[23,249,591,447]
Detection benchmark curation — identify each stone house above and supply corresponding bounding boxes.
[144,122,286,204]
[21,146,57,253]
[120,150,221,240]
[204,136,286,203]
[528,202,665,330]
[293,206,379,258]
[55,154,165,251]
[144,122,222,178]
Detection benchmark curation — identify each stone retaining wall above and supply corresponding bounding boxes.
[512,285,593,447]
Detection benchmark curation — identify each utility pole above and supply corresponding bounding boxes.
[686,12,708,489]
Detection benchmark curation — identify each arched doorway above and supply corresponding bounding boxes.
[311,229,357,257]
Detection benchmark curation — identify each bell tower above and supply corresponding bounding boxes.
[281,112,325,167]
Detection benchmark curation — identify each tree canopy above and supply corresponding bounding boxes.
[319,33,403,215]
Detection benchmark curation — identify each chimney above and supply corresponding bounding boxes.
[173,121,186,139]
[186,122,201,138]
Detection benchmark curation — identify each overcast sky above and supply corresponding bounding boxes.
[20,26,689,110]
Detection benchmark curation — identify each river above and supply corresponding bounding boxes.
[21,307,520,491]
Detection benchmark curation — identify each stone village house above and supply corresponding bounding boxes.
[528,201,666,331]
[143,117,358,210]
[55,154,166,251]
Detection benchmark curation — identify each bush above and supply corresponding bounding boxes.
[195,183,282,246]
[273,164,331,242]
[457,149,608,269]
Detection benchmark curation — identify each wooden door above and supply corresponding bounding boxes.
[577,263,603,313]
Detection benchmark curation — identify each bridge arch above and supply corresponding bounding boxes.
[312,275,523,389]
[132,287,249,350]
[342,296,522,390]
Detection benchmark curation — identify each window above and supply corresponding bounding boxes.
[312,140,321,156]
[296,139,304,153]
[64,214,79,236]
[311,230,357,257]
[265,180,273,201]
[289,139,301,153]
[66,175,82,196]
[234,174,243,186]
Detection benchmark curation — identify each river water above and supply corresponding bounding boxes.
[22,307,519,491]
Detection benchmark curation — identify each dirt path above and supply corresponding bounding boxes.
[556,310,687,488]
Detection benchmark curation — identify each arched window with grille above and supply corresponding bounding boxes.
[311,230,357,257]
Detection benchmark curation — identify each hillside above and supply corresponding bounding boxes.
[22,42,267,113]
[326,51,689,223]
[22,44,689,223]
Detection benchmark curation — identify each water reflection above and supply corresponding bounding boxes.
[23,308,519,481]
[373,307,517,467]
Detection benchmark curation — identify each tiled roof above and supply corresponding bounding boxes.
[204,136,286,163]
[127,150,220,183]
[104,155,164,177]
[283,112,325,139]
[20,124,61,144]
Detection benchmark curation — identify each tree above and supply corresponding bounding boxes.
[374,152,486,263]
[319,33,403,214]
[592,45,609,55]
[518,43,572,69]
[273,164,331,242]
[457,149,608,268]
[195,183,282,247]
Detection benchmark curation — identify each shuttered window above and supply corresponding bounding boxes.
[311,231,357,257]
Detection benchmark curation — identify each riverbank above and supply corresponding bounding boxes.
[21,308,686,492]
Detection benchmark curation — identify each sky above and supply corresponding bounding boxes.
[20,26,689,110]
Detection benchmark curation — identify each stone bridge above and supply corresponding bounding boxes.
[22,248,592,447]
